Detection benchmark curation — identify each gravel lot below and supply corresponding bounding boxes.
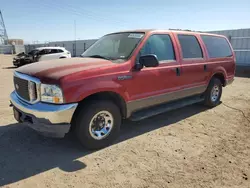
[0,55,250,188]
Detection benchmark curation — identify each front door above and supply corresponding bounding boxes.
[125,33,182,113]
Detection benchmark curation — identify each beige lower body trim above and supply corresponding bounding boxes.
[126,85,207,118]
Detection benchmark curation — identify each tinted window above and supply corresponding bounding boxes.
[28,50,39,55]
[178,35,203,58]
[201,35,232,58]
[50,49,58,53]
[38,50,46,55]
[140,34,175,61]
[58,49,64,53]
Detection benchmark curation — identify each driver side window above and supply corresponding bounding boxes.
[139,34,176,62]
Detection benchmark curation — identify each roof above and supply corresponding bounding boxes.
[35,46,66,50]
[108,29,224,37]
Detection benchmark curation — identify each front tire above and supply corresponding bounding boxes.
[204,78,222,107]
[74,101,121,150]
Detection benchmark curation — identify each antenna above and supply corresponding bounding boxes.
[0,10,8,44]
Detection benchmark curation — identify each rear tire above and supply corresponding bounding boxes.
[203,78,222,107]
[74,101,121,150]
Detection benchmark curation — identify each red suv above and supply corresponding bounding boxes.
[10,29,235,149]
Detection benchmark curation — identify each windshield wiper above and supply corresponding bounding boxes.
[82,55,111,60]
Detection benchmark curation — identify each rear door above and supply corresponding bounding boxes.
[49,49,61,59]
[37,49,50,61]
[175,33,209,91]
[40,49,60,60]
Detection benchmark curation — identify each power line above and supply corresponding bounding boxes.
[33,0,128,27]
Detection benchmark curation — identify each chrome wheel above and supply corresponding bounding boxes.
[89,111,114,140]
[211,85,220,102]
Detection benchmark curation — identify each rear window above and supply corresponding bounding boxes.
[201,35,232,58]
[178,35,203,59]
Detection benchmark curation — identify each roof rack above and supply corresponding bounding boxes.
[169,28,202,32]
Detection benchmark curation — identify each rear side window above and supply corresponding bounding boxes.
[178,35,203,58]
[140,34,175,62]
[201,35,232,58]
[50,49,59,54]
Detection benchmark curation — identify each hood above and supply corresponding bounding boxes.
[14,52,30,59]
[16,57,115,82]
[16,52,26,57]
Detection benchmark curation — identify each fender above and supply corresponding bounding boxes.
[64,80,129,103]
[207,65,227,84]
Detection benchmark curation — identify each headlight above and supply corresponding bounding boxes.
[40,84,64,104]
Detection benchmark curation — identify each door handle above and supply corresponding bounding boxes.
[176,67,180,76]
[204,64,207,71]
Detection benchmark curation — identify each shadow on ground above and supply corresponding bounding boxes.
[2,66,16,70]
[0,104,208,186]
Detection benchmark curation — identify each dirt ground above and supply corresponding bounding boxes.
[0,55,249,188]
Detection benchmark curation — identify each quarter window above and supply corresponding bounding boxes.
[201,35,232,58]
[178,35,203,58]
[139,34,175,62]
[50,49,58,54]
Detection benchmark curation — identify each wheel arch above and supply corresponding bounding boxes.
[211,72,226,86]
[70,91,127,131]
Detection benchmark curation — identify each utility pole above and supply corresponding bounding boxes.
[74,20,76,42]
[74,20,76,57]
[0,10,8,44]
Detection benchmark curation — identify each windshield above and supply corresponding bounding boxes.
[28,49,39,55]
[81,32,144,61]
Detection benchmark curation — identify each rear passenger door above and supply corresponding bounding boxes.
[176,34,209,90]
[40,49,61,60]
[48,49,61,59]
[38,49,50,61]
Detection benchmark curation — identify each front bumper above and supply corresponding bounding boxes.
[10,91,78,137]
[13,59,20,66]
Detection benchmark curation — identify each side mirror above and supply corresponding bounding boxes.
[139,54,159,68]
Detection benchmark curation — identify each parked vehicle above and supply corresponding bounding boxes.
[13,47,71,67]
[10,29,235,149]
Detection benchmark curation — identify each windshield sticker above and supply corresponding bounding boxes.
[128,34,144,39]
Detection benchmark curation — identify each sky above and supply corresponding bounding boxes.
[1,0,250,44]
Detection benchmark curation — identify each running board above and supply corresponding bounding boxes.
[130,95,204,121]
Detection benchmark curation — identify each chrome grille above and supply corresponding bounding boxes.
[14,76,30,101]
[13,72,40,103]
